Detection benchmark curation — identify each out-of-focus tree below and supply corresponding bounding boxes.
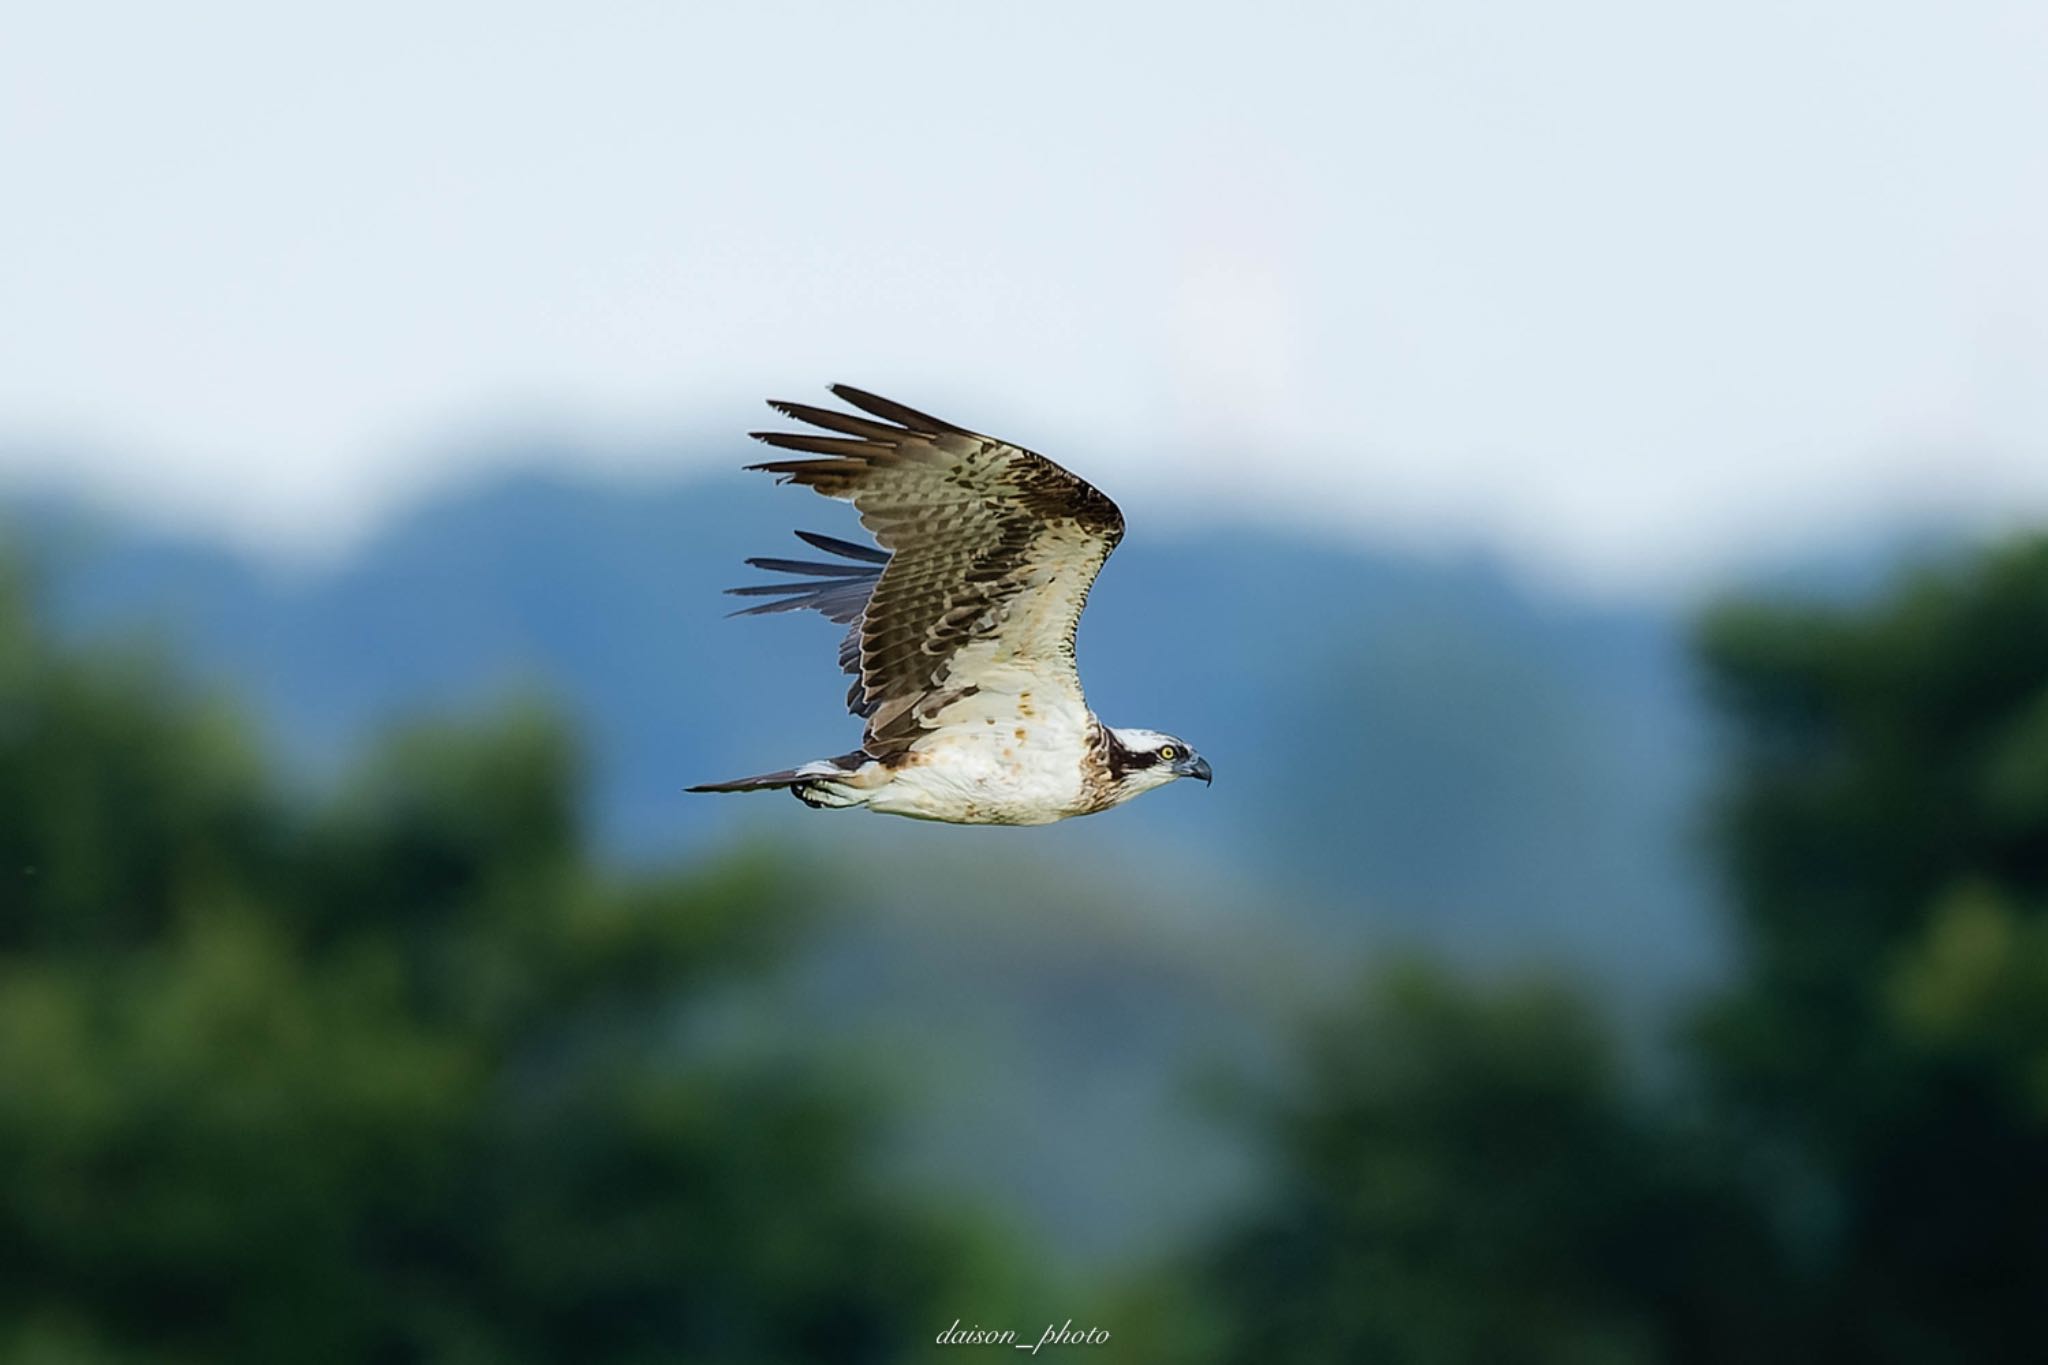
[1186,539,2048,1364]
[1183,965,1774,1365]
[0,564,1016,1364]
[1691,539,2048,1362]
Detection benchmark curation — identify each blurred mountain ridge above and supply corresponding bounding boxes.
[10,462,1720,981]
[4,460,1733,1265]
[0,456,1993,1274]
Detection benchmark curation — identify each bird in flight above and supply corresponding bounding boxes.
[690,385,1211,824]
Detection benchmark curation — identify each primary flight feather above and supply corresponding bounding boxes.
[689,385,1211,824]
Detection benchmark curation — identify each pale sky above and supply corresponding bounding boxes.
[4,1,2045,594]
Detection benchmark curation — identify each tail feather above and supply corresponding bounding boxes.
[685,768,811,794]
[687,751,871,796]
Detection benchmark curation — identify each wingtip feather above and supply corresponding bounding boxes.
[826,384,961,435]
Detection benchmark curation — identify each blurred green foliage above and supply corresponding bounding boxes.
[1183,539,2048,1364]
[1178,964,1777,1365]
[8,533,2048,1364]
[1689,540,2048,1362]
[0,567,1013,1364]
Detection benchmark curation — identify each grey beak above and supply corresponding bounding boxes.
[1189,755,1213,786]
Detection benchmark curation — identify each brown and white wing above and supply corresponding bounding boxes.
[743,385,1124,761]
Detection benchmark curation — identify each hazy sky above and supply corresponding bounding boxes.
[5,1,2044,593]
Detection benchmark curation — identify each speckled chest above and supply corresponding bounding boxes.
[865,723,1092,825]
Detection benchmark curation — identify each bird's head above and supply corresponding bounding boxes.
[1105,726,1213,798]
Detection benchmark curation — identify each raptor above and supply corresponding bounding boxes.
[689,386,1211,824]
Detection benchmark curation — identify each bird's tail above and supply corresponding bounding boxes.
[687,753,873,809]
[686,767,813,793]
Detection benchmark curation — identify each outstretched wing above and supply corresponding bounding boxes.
[743,385,1124,760]
[725,529,888,717]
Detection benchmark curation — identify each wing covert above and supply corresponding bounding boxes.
[745,385,1124,759]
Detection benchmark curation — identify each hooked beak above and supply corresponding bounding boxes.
[1185,755,1213,786]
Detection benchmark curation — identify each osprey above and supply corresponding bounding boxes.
[689,385,1211,824]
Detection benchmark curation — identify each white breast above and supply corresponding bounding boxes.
[865,714,1092,825]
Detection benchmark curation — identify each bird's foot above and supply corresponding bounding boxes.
[792,780,865,809]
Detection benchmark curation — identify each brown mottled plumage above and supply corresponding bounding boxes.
[690,386,1209,825]
[747,386,1122,761]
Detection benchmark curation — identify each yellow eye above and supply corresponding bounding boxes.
[1159,745,1178,760]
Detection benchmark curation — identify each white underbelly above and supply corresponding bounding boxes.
[866,733,1087,825]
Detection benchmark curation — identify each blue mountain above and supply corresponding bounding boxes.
[7,459,1724,1265]
[14,462,1719,984]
